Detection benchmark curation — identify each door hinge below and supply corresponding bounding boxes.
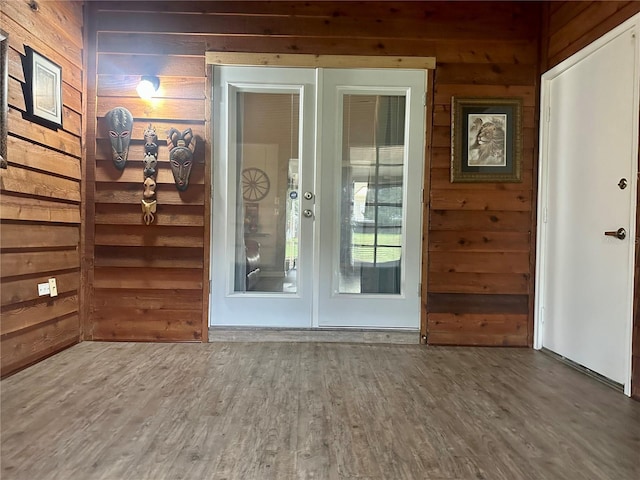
[423,93,426,107]
[542,207,548,223]
[546,106,551,123]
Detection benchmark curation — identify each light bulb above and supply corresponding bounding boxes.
[137,76,159,99]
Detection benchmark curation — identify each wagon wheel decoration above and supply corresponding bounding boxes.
[242,167,270,202]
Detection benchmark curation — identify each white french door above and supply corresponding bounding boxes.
[210,66,425,329]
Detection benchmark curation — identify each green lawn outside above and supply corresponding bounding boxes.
[285,232,402,263]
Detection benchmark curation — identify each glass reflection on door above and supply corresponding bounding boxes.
[339,95,406,294]
[233,92,300,294]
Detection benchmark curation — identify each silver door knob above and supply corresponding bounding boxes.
[303,209,313,218]
[604,228,626,240]
[303,191,314,200]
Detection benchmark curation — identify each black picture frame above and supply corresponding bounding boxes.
[451,97,523,183]
[23,46,62,130]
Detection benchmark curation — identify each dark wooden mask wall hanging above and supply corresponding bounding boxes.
[105,107,133,170]
[141,124,158,225]
[167,127,196,191]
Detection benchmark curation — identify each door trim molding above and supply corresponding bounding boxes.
[206,52,435,70]
[207,57,432,338]
[535,13,640,396]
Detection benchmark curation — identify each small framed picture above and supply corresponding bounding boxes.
[451,97,522,182]
[24,47,62,129]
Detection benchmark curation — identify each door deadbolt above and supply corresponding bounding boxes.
[618,178,628,190]
[303,209,313,218]
[604,227,626,240]
[303,191,314,200]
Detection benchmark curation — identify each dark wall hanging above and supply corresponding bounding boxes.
[141,124,158,225]
[22,46,62,130]
[451,97,523,183]
[105,107,134,170]
[167,128,196,191]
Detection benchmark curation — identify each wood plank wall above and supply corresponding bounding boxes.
[86,1,541,345]
[544,1,640,399]
[0,1,84,376]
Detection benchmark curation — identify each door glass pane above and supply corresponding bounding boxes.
[339,95,405,294]
[233,91,300,293]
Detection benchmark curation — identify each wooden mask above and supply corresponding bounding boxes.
[105,107,133,170]
[143,124,158,178]
[167,128,195,191]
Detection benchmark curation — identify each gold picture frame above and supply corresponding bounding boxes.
[451,97,523,183]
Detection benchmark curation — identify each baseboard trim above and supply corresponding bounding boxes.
[541,348,624,393]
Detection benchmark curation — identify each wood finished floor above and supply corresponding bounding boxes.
[1,342,639,480]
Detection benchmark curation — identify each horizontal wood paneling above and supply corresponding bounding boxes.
[94,225,204,248]
[1,294,79,336]
[548,1,639,68]
[0,1,83,377]
[1,224,79,249]
[0,194,81,223]
[544,1,640,399]
[94,204,204,227]
[428,313,528,346]
[428,273,529,295]
[7,136,81,179]
[1,272,79,307]
[89,0,210,341]
[427,16,537,344]
[93,267,203,290]
[94,246,203,269]
[0,315,80,378]
[98,32,538,64]
[427,293,529,315]
[90,311,202,342]
[428,231,530,253]
[87,1,541,344]
[93,288,204,310]
[1,250,79,277]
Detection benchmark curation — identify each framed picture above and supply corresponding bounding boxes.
[23,46,62,129]
[451,97,522,182]
[1,30,8,168]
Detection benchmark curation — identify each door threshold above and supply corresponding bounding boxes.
[208,327,420,344]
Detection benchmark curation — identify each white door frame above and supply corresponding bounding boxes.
[207,54,434,332]
[210,66,426,329]
[534,13,640,396]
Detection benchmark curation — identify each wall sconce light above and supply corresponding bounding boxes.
[137,75,160,99]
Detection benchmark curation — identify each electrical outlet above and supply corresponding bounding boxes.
[38,282,50,296]
[48,278,58,297]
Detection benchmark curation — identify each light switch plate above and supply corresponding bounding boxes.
[48,278,58,297]
[38,282,50,296]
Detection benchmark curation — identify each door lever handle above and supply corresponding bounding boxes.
[604,228,626,240]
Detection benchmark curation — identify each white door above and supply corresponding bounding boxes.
[536,16,639,394]
[210,67,316,327]
[316,69,425,328]
[210,67,425,329]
